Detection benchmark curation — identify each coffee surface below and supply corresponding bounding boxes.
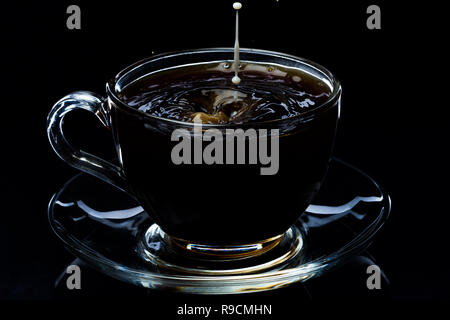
[119,62,332,124]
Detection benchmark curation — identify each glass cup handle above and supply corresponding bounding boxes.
[47,91,128,192]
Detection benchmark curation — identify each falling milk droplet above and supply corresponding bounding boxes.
[232,2,242,85]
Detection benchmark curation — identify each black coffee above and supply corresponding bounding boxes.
[120,62,331,124]
[113,61,338,244]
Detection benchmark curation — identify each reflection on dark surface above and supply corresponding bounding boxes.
[53,252,390,301]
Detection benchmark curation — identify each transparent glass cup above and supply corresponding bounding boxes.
[47,48,342,262]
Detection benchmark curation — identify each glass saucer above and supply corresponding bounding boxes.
[48,158,391,294]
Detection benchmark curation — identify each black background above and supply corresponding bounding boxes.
[2,0,449,313]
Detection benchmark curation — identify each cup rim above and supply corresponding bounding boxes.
[106,47,342,128]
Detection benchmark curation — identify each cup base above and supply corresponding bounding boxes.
[137,224,304,276]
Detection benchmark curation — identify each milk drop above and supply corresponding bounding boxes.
[233,2,242,10]
[232,2,242,85]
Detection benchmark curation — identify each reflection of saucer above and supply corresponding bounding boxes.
[48,158,391,294]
